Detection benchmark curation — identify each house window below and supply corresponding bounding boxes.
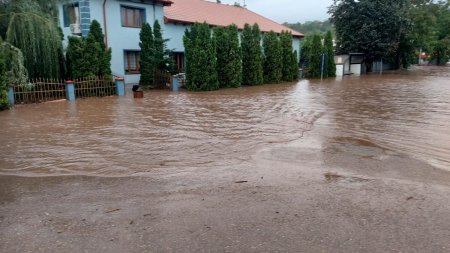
[173,52,185,71]
[121,6,145,28]
[124,51,141,74]
[63,2,80,27]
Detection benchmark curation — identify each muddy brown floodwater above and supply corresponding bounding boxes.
[1,65,450,253]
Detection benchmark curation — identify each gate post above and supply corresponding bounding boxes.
[65,80,76,101]
[8,85,15,106]
[115,77,125,96]
[171,75,179,92]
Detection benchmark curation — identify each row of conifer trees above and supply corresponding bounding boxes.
[183,23,299,91]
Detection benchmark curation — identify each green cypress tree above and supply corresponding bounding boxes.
[263,31,282,84]
[306,33,323,79]
[280,31,295,82]
[251,24,264,85]
[82,34,102,78]
[324,31,336,77]
[291,50,299,80]
[183,23,218,91]
[214,24,242,88]
[226,24,242,88]
[88,20,111,77]
[66,36,85,79]
[139,23,155,87]
[153,20,165,71]
[242,23,263,85]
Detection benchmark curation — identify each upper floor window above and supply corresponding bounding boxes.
[63,2,80,27]
[121,6,145,28]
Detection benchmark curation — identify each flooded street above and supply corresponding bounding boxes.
[1,65,450,252]
[1,66,449,176]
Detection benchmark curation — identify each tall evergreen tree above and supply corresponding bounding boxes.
[183,23,219,91]
[214,24,242,88]
[153,20,165,71]
[139,23,155,87]
[291,50,299,80]
[88,20,111,77]
[324,31,336,77]
[306,33,323,79]
[66,36,84,79]
[263,31,283,84]
[242,23,263,85]
[280,31,295,82]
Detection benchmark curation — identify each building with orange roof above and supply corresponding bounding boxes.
[58,0,303,84]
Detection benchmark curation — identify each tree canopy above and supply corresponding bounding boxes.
[2,0,64,79]
[329,0,450,67]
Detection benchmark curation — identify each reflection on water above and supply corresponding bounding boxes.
[0,66,449,176]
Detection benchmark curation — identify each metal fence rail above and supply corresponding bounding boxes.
[13,78,66,104]
[74,77,116,98]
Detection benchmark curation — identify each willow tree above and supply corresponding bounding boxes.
[3,0,64,79]
[0,37,7,110]
[0,37,28,110]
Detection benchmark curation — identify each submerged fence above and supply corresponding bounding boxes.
[74,77,116,98]
[9,77,125,105]
[12,78,66,104]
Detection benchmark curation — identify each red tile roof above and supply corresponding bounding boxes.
[164,0,304,38]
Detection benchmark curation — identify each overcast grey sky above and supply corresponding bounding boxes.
[211,0,334,23]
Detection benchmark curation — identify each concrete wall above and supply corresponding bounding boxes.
[350,64,362,76]
[336,64,344,77]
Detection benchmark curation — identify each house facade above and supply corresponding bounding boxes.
[59,0,304,84]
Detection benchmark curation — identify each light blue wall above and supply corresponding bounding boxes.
[59,0,165,84]
[59,0,302,84]
[164,23,189,52]
[163,22,302,59]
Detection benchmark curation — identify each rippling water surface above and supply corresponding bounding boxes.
[1,66,449,176]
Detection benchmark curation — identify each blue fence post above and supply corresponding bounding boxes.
[115,77,125,96]
[65,80,76,101]
[171,75,179,92]
[8,85,15,106]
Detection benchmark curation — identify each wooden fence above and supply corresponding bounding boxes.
[11,77,116,105]
[74,77,116,98]
[12,78,66,104]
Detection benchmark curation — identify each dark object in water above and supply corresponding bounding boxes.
[134,91,144,99]
[132,85,140,92]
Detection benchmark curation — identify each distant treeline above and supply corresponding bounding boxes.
[283,20,333,35]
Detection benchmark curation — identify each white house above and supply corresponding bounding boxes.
[59,0,304,84]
